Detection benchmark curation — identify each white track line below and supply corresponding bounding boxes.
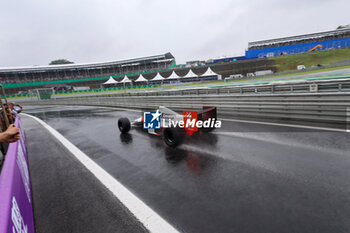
[219,117,350,133]
[22,113,179,233]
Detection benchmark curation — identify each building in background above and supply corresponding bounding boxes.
[246,28,350,58]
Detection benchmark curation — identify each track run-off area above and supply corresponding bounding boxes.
[20,105,350,233]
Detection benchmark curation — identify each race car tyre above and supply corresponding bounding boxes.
[163,128,183,148]
[118,118,131,133]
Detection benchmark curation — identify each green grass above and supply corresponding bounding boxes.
[271,47,350,72]
[153,64,350,88]
[224,64,350,83]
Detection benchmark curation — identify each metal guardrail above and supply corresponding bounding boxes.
[22,92,350,129]
[75,76,350,97]
[16,76,350,101]
[20,78,350,130]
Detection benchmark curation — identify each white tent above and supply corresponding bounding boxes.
[135,74,148,82]
[151,73,165,81]
[183,69,198,78]
[103,76,118,85]
[167,70,180,80]
[200,67,218,77]
[120,76,131,83]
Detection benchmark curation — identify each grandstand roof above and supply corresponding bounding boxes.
[248,28,350,48]
[0,52,175,73]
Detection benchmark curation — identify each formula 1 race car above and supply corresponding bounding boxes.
[117,106,218,147]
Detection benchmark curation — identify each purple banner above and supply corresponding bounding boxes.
[0,117,34,233]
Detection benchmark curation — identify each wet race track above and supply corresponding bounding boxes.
[23,105,350,233]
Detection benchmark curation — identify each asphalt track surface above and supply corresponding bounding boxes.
[23,105,350,233]
[22,116,147,233]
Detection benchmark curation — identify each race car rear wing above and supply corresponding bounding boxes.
[182,106,217,135]
[197,106,217,122]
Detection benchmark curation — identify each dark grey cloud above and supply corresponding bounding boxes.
[0,0,349,67]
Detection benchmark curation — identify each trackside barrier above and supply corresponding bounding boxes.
[0,117,35,233]
[21,92,350,129]
[19,79,350,129]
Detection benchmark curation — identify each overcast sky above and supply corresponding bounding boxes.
[0,0,349,67]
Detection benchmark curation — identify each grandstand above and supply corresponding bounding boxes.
[206,56,248,65]
[246,28,350,58]
[0,53,175,94]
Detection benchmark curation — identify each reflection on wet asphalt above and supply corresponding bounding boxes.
[23,105,350,233]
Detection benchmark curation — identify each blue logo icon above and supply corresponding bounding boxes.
[143,110,161,129]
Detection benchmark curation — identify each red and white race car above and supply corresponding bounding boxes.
[117,106,217,147]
